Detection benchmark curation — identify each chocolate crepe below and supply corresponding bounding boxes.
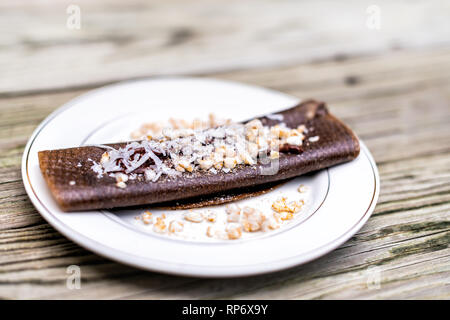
[38,100,360,211]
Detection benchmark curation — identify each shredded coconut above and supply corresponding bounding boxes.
[92,119,307,186]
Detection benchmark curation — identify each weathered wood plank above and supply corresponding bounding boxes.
[0,46,449,299]
[1,0,450,94]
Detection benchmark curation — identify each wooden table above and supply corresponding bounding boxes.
[0,0,449,299]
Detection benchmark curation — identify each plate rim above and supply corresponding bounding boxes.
[21,76,380,278]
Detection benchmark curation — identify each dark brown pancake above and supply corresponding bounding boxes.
[38,100,360,211]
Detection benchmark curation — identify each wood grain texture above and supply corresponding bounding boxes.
[1,0,450,95]
[0,0,449,299]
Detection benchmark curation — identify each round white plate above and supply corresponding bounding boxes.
[22,77,379,277]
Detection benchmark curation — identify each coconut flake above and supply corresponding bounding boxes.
[266,114,284,121]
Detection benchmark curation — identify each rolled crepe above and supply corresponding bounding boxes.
[38,100,360,211]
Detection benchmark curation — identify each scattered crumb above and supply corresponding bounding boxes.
[141,211,153,224]
[271,197,304,215]
[116,181,127,189]
[153,217,167,234]
[205,211,217,223]
[206,226,215,238]
[226,224,242,240]
[168,220,184,233]
[225,204,241,222]
[137,187,308,241]
[184,210,204,223]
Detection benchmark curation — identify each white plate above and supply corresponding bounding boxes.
[22,77,379,277]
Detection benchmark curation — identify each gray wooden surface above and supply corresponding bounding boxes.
[0,0,449,299]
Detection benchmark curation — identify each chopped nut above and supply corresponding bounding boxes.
[115,173,129,183]
[184,210,204,223]
[262,216,281,231]
[242,206,255,215]
[256,136,269,150]
[279,127,291,138]
[213,151,224,160]
[298,184,307,193]
[286,135,303,146]
[116,181,127,189]
[153,217,167,233]
[198,159,213,170]
[225,204,241,222]
[280,212,294,220]
[270,125,281,138]
[205,211,217,223]
[144,169,156,181]
[225,203,240,214]
[245,128,258,142]
[162,127,178,139]
[247,143,259,159]
[100,152,110,164]
[297,124,306,132]
[224,157,237,169]
[143,217,153,225]
[175,165,185,172]
[225,147,236,158]
[309,136,320,142]
[289,129,304,137]
[241,207,263,232]
[272,211,282,223]
[179,159,193,172]
[241,152,256,165]
[226,224,242,240]
[246,119,263,130]
[235,155,243,165]
[211,127,226,139]
[179,129,194,138]
[206,226,228,239]
[141,211,153,225]
[212,152,224,169]
[272,197,287,213]
[272,197,304,214]
[286,201,300,213]
[215,145,226,155]
[206,226,215,238]
[168,220,184,233]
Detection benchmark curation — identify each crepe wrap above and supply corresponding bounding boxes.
[38,100,360,211]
